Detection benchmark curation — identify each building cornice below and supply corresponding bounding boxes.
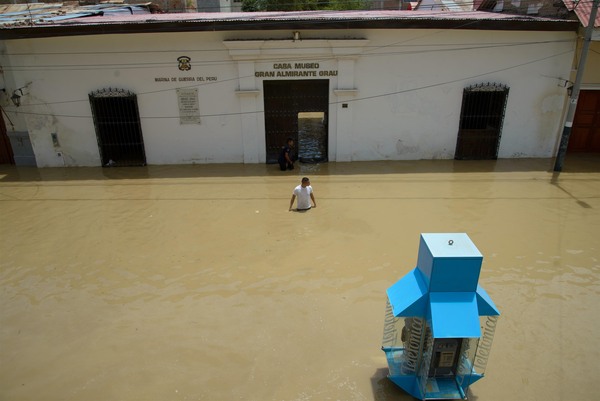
[0,10,579,40]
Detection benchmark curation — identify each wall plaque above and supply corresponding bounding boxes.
[176,88,201,125]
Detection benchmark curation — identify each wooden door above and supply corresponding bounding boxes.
[263,80,329,163]
[568,90,600,153]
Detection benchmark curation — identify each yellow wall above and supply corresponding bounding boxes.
[573,38,600,88]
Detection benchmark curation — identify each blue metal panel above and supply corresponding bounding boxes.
[476,285,500,316]
[428,292,481,338]
[429,257,482,292]
[416,235,433,289]
[388,375,422,399]
[417,233,483,292]
[460,372,484,388]
[423,377,464,399]
[386,268,428,317]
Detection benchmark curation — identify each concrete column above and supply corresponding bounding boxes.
[333,58,359,162]
[330,40,368,162]
[236,61,261,163]
[223,41,265,164]
[332,93,356,162]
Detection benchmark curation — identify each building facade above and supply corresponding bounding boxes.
[0,11,578,167]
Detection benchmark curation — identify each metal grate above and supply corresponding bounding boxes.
[455,83,509,160]
[89,88,146,167]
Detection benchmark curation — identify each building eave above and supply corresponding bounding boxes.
[0,10,579,40]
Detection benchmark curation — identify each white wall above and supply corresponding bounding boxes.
[347,29,575,160]
[2,32,243,167]
[0,27,575,166]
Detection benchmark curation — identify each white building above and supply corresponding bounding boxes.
[0,10,578,167]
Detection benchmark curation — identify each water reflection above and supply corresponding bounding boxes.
[298,112,327,163]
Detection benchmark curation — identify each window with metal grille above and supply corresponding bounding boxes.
[89,88,146,167]
[455,83,509,160]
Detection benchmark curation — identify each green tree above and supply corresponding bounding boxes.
[241,0,371,11]
[326,0,371,10]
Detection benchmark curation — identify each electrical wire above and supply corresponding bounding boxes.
[0,3,580,39]
[0,40,573,72]
[0,10,574,103]
[0,4,576,69]
[1,0,587,22]
[0,38,573,59]
[0,37,574,108]
[0,6,579,119]
[3,48,574,120]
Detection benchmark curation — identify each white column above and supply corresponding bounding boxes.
[332,57,359,161]
[236,61,261,163]
[330,40,368,162]
[224,41,264,164]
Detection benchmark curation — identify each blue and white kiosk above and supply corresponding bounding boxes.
[382,233,500,400]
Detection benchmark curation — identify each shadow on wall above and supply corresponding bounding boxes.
[0,155,598,182]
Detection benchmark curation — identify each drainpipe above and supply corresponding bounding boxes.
[554,0,600,172]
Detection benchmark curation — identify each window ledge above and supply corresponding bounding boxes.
[235,90,260,97]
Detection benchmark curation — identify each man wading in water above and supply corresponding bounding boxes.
[289,177,317,212]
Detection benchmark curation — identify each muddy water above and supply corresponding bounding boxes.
[1,156,599,401]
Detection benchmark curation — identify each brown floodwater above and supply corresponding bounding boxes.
[1,156,599,401]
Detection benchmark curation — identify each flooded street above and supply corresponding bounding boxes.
[1,156,599,401]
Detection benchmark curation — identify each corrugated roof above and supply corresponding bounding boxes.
[74,9,573,24]
[416,0,474,12]
[562,0,600,28]
[0,2,152,26]
[0,9,578,40]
